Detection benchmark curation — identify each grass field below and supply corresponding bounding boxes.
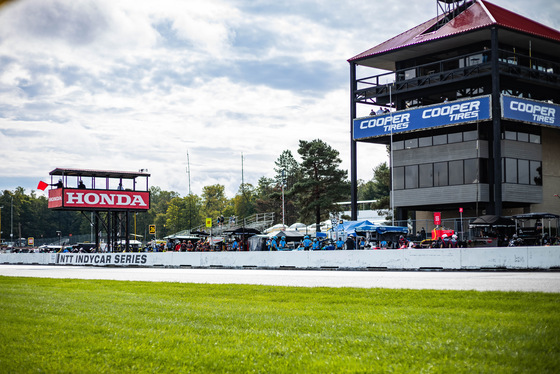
[0,276,559,373]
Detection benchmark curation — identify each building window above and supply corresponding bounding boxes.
[434,162,448,186]
[530,161,542,185]
[463,130,478,141]
[393,141,404,151]
[517,159,529,184]
[505,158,518,183]
[529,134,541,144]
[394,167,404,190]
[405,165,418,189]
[464,159,478,183]
[504,131,517,140]
[449,160,464,185]
[419,136,432,147]
[405,138,418,149]
[517,132,529,142]
[419,164,433,187]
[433,134,447,145]
[448,132,463,143]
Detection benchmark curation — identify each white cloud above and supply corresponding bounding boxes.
[0,0,557,198]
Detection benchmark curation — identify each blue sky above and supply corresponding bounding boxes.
[0,0,558,197]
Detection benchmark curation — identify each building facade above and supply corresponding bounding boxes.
[348,0,560,230]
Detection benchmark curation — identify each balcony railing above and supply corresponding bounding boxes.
[354,49,560,105]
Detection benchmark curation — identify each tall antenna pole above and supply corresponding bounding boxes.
[241,153,245,194]
[186,151,191,195]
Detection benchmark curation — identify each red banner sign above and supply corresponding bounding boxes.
[49,189,150,210]
[433,212,441,226]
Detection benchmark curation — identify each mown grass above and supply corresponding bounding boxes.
[0,276,558,373]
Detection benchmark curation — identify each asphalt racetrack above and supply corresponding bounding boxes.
[1,265,559,292]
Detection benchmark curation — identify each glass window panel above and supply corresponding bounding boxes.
[448,133,463,143]
[405,138,418,149]
[393,167,404,190]
[405,165,418,189]
[505,158,517,183]
[529,134,541,144]
[419,136,432,147]
[479,159,489,183]
[517,132,529,142]
[518,159,529,184]
[449,160,463,185]
[434,162,448,186]
[504,131,517,140]
[530,161,542,185]
[393,141,404,150]
[433,134,447,145]
[464,159,478,183]
[419,164,433,188]
[463,130,478,141]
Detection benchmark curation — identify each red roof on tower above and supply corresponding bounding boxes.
[349,0,560,64]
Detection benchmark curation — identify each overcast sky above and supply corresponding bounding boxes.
[1,0,558,197]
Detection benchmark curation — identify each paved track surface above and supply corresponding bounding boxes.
[1,265,559,292]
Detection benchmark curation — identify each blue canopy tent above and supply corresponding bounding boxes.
[334,221,408,246]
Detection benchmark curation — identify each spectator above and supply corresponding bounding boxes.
[312,238,320,250]
[303,235,312,251]
[278,237,287,251]
[345,235,355,250]
[450,235,458,248]
[336,237,345,250]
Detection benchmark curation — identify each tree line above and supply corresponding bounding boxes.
[0,140,390,242]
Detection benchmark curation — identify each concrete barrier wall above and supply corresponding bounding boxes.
[1,247,559,270]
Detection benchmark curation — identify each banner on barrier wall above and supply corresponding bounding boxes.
[55,253,150,266]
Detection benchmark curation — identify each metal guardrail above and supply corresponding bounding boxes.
[188,212,275,236]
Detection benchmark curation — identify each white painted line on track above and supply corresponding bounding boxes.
[1,265,560,292]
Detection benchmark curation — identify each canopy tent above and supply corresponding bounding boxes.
[512,213,560,220]
[469,215,515,228]
[288,222,307,231]
[265,223,287,234]
[512,212,560,240]
[224,227,261,236]
[334,220,408,237]
[273,230,305,242]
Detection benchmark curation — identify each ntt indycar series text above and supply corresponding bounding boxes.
[353,96,491,139]
[56,253,149,266]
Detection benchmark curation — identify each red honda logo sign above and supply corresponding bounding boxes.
[434,212,441,226]
[49,189,150,210]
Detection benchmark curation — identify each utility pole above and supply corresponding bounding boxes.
[186,150,191,196]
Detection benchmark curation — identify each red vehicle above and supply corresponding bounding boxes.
[431,228,454,240]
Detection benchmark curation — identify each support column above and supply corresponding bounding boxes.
[490,27,502,215]
[350,62,358,220]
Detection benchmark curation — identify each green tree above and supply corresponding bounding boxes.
[201,184,229,225]
[358,162,390,210]
[273,150,299,225]
[165,195,203,234]
[291,139,349,230]
[232,183,256,219]
[254,177,280,216]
